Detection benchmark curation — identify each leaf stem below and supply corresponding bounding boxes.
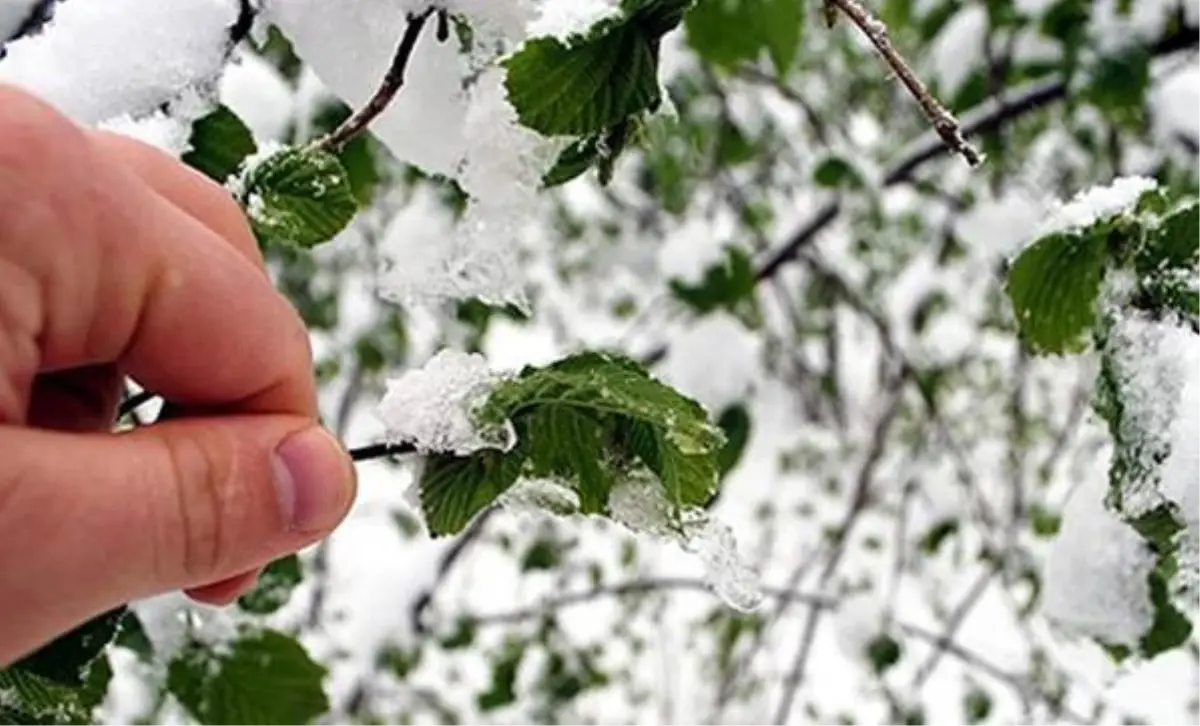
[828,0,983,167]
[312,6,437,154]
[349,441,417,461]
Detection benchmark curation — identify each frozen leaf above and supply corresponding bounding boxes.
[11,607,125,687]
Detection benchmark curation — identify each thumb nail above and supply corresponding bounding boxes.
[270,426,355,533]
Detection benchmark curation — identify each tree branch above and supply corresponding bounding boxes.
[828,0,981,166]
[753,23,1199,283]
[409,505,498,634]
[313,7,436,153]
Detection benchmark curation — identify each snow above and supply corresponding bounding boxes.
[376,348,515,455]
[1042,476,1157,648]
[0,0,235,125]
[927,5,985,94]
[833,593,889,664]
[1162,360,1200,600]
[659,312,761,415]
[96,111,193,156]
[1035,176,1158,238]
[218,50,294,143]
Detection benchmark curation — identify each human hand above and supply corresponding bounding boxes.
[0,87,356,665]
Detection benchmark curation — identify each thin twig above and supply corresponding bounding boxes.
[409,506,498,633]
[117,389,159,420]
[313,8,436,154]
[772,390,904,724]
[828,0,982,166]
[912,564,999,686]
[349,441,417,461]
[462,577,835,627]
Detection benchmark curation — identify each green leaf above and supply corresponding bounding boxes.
[503,20,661,136]
[0,657,110,725]
[1084,45,1150,121]
[239,146,358,249]
[420,450,525,537]
[716,404,752,476]
[813,156,864,189]
[477,640,524,712]
[1139,571,1193,658]
[684,0,802,74]
[670,247,758,316]
[113,612,154,662]
[918,519,958,554]
[1029,503,1061,538]
[183,105,257,184]
[420,352,725,536]
[168,629,329,725]
[543,136,603,187]
[865,634,902,674]
[1006,231,1108,354]
[964,687,992,724]
[521,537,563,571]
[1141,199,1199,273]
[238,554,303,615]
[12,606,125,687]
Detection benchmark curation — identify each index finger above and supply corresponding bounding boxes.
[0,86,316,418]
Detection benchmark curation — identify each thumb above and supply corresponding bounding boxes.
[0,416,356,665]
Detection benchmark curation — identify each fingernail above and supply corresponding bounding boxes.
[271,426,355,532]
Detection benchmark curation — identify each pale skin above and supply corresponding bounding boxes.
[0,86,357,665]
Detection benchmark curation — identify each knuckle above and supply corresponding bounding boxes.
[155,427,248,584]
[0,85,86,181]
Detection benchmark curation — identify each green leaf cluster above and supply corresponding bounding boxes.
[418,352,725,536]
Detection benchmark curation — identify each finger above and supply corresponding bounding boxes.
[87,130,267,273]
[0,86,315,419]
[185,568,263,607]
[0,416,355,666]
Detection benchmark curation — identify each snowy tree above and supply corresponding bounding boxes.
[0,0,1196,724]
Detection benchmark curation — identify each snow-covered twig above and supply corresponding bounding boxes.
[827,0,982,167]
[313,6,437,153]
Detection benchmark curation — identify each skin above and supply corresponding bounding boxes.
[0,86,357,666]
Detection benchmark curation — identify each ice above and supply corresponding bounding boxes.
[1042,476,1156,648]
[607,472,764,612]
[0,0,235,125]
[1035,176,1158,238]
[376,349,515,455]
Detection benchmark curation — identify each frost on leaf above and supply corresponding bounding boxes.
[498,478,582,518]
[1042,477,1156,649]
[377,349,515,455]
[608,472,764,612]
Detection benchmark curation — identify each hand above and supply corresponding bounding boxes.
[0,87,357,665]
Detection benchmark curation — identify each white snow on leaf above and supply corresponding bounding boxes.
[526,0,622,40]
[1162,357,1200,602]
[376,348,514,455]
[498,477,582,518]
[1035,175,1158,238]
[1042,476,1156,648]
[0,0,235,124]
[608,471,764,612]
